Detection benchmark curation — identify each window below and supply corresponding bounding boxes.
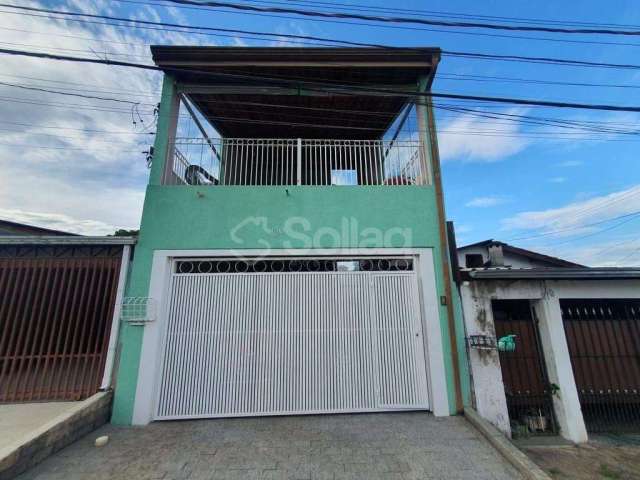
[465,254,484,268]
[331,169,358,185]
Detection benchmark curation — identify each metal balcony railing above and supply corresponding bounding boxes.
[165,138,428,186]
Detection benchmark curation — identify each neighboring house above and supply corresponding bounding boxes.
[0,219,78,236]
[111,46,471,425]
[458,239,583,269]
[457,239,640,443]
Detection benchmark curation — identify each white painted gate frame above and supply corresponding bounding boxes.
[132,248,449,425]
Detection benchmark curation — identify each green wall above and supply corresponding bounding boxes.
[110,74,470,424]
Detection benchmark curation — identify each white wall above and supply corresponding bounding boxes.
[459,282,512,436]
[460,277,640,443]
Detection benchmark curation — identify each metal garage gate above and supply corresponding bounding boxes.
[0,244,124,402]
[561,299,640,432]
[155,257,430,419]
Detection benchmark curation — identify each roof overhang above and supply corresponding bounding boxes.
[463,267,640,280]
[0,236,137,246]
[150,46,441,139]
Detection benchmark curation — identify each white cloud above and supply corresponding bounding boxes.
[0,208,119,236]
[465,196,508,208]
[455,224,473,234]
[438,108,530,162]
[531,236,640,267]
[502,184,640,236]
[548,177,566,183]
[0,1,208,234]
[557,160,583,168]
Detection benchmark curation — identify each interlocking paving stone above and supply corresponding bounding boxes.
[15,413,523,480]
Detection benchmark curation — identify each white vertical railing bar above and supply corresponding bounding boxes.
[296,138,302,185]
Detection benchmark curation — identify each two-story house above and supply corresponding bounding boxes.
[111,46,470,425]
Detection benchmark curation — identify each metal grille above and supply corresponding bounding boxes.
[0,255,121,402]
[561,299,640,433]
[155,266,428,419]
[166,138,426,186]
[493,300,557,435]
[174,257,414,274]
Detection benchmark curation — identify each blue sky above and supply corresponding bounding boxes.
[0,0,639,265]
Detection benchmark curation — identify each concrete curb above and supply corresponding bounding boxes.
[465,408,552,480]
[0,391,112,480]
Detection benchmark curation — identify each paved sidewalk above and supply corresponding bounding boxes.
[16,412,522,480]
[0,402,78,451]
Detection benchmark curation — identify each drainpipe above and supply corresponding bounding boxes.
[420,62,464,413]
[100,245,132,390]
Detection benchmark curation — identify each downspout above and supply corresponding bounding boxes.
[100,244,132,390]
[420,55,464,413]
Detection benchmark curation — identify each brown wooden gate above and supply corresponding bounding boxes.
[561,299,640,433]
[493,300,557,435]
[0,244,124,403]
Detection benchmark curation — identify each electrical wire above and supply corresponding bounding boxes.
[0,120,155,135]
[5,3,640,70]
[199,0,640,29]
[112,0,640,48]
[4,48,640,114]
[0,81,142,104]
[159,0,640,36]
[506,211,640,242]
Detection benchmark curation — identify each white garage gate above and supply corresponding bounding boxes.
[155,257,430,419]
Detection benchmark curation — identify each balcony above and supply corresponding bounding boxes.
[165,137,427,187]
[142,46,441,251]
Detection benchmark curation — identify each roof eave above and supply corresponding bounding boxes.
[0,236,137,245]
[465,268,640,280]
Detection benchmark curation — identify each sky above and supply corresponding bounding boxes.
[0,0,639,266]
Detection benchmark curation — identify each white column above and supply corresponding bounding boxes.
[460,284,511,436]
[534,295,588,443]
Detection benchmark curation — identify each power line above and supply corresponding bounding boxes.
[542,214,640,247]
[5,3,640,71]
[210,0,640,29]
[0,40,151,60]
[0,72,161,96]
[507,211,640,242]
[0,142,145,151]
[441,50,640,70]
[0,4,382,47]
[0,120,155,135]
[615,241,640,264]
[0,127,152,142]
[4,48,640,114]
[0,81,142,104]
[437,73,640,90]
[160,0,640,36]
[111,0,640,48]
[512,189,640,236]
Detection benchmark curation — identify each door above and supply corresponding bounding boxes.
[561,299,640,432]
[493,300,557,434]
[155,257,429,419]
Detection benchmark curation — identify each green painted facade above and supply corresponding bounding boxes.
[111,74,470,424]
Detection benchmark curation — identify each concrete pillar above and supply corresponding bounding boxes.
[533,295,588,443]
[460,284,511,436]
